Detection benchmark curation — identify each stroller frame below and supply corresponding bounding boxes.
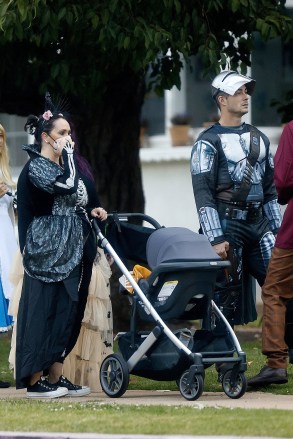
[94,214,247,401]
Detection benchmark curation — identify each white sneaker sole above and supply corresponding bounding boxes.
[66,386,91,397]
[27,387,69,399]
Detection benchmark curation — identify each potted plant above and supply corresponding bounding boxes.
[169,113,192,146]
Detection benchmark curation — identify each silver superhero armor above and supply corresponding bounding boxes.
[190,123,282,325]
[191,125,282,244]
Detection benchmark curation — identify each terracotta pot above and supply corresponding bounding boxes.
[169,125,191,146]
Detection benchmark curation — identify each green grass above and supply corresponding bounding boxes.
[1,330,293,437]
[0,332,13,384]
[0,400,293,436]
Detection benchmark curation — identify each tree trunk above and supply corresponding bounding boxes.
[74,71,146,332]
[76,71,146,214]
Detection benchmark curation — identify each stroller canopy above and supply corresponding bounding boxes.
[146,227,220,269]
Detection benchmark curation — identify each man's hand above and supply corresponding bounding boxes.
[212,241,229,259]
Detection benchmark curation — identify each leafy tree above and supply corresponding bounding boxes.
[0,0,292,212]
[0,0,292,331]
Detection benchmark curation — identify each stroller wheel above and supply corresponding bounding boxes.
[178,370,204,401]
[100,353,129,398]
[222,370,247,399]
[176,369,205,388]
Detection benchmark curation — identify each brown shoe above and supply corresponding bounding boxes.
[248,365,287,387]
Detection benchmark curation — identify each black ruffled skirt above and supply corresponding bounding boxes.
[15,254,94,389]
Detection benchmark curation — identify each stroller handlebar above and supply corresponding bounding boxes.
[107,212,162,230]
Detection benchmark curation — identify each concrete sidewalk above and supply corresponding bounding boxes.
[1,386,293,410]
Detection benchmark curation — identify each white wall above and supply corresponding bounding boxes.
[141,158,199,231]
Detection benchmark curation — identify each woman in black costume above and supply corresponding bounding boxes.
[16,97,107,398]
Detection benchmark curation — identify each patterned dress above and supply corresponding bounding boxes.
[15,144,100,389]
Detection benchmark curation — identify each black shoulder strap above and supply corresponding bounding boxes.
[247,127,261,167]
[230,128,260,202]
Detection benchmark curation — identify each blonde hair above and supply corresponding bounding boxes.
[0,123,16,188]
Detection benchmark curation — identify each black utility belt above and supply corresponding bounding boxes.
[217,202,263,222]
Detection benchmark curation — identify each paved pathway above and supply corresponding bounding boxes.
[1,387,293,410]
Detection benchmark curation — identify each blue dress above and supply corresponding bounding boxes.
[0,275,13,332]
[0,188,17,332]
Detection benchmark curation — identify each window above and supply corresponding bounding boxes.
[142,8,293,134]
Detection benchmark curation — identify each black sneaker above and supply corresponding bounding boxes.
[55,375,91,397]
[27,377,69,399]
[215,362,232,383]
[0,380,11,388]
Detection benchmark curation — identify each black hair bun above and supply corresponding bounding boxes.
[24,115,40,135]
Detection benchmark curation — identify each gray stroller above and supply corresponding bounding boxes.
[94,213,247,401]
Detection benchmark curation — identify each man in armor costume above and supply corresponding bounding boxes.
[190,70,282,328]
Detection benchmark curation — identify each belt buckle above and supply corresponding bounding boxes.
[248,208,258,220]
[232,208,247,220]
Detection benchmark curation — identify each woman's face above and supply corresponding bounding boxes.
[44,118,72,156]
[49,118,71,142]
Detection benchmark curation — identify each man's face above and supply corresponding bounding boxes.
[227,85,248,116]
[219,85,249,116]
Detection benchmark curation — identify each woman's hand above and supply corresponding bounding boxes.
[0,182,8,198]
[55,136,75,153]
[91,207,107,221]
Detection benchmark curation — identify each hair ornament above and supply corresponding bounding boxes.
[42,110,53,121]
[24,92,70,140]
[24,115,40,135]
[44,91,54,112]
[44,91,69,115]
